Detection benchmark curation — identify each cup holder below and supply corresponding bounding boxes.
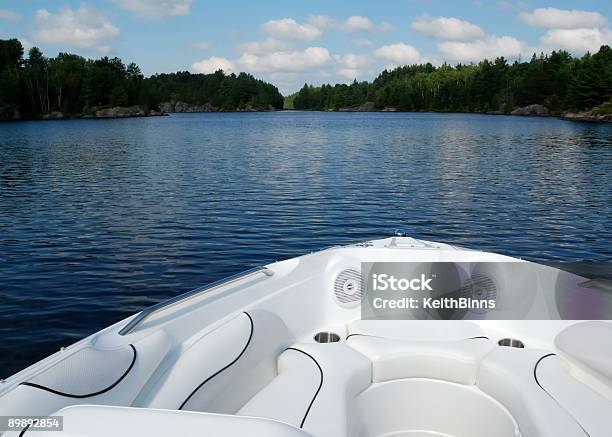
[314,331,341,343]
[498,338,525,348]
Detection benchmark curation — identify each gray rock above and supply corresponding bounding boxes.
[171,101,218,112]
[381,107,398,112]
[158,102,174,113]
[94,106,146,118]
[561,110,612,123]
[42,111,65,120]
[510,104,550,116]
[339,101,377,112]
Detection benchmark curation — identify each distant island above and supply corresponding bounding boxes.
[0,38,610,122]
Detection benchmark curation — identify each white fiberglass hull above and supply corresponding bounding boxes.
[1,236,611,437]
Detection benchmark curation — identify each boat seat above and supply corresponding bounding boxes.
[3,405,312,437]
[347,319,487,341]
[238,343,371,437]
[346,335,494,384]
[146,310,290,413]
[476,347,612,437]
[0,330,170,417]
[555,321,612,384]
[536,354,612,437]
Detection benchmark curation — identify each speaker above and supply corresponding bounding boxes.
[334,268,363,307]
[458,273,498,314]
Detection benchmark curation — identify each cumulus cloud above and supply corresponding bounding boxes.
[337,68,359,79]
[0,9,21,22]
[261,18,322,41]
[344,16,374,32]
[235,38,291,55]
[237,47,332,72]
[308,15,393,33]
[519,8,607,29]
[541,28,612,53]
[19,38,33,51]
[335,53,371,79]
[34,5,120,54]
[411,15,485,41]
[374,43,422,64]
[114,0,192,20]
[438,35,527,62]
[352,38,374,47]
[191,56,234,74]
[334,53,371,69]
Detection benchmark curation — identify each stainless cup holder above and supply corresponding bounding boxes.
[314,331,341,343]
[498,338,525,348]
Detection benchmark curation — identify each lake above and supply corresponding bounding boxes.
[1,112,611,377]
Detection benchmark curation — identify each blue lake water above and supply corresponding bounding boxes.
[1,112,611,377]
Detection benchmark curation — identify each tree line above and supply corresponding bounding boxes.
[0,38,284,118]
[292,45,612,113]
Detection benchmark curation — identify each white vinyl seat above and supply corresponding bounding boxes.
[0,330,171,418]
[555,321,612,384]
[477,347,612,437]
[238,343,371,437]
[346,335,494,384]
[145,310,290,413]
[2,405,312,437]
[347,319,487,341]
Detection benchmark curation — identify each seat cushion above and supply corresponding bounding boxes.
[477,347,589,437]
[347,319,486,341]
[3,405,312,437]
[536,354,612,437]
[555,321,612,383]
[0,330,171,417]
[238,343,371,437]
[147,310,289,413]
[347,336,494,384]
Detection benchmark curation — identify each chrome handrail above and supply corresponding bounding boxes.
[118,266,274,336]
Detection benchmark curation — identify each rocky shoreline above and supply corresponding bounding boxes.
[333,101,612,123]
[3,101,611,123]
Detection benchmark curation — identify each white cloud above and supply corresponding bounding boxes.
[191,41,211,50]
[115,0,192,20]
[261,18,322,41]
[0,9,21,22]
[338,68,360,79]
[308,15,392,33]
[344,16,374,32]
[34,5,120,54]
[237,47,332,72]
[335,53,371,79]
[374,43,422,64]
[236,38,291,55]
[541,27,612,53]
[438,35,528,62]
[19,38,33,51]
[308,15,337,30]
[519,8,607,29]
[352,38,374,47]
[334,53,371,69]
[191,56,234,74]
[411,15,485,41]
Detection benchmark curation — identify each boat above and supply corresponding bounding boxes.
[1,234,611,437]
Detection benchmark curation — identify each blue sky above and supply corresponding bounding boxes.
[1,1,611,94]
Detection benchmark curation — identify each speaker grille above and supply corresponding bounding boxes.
[334,269,363,306]
[459,273,497,314]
